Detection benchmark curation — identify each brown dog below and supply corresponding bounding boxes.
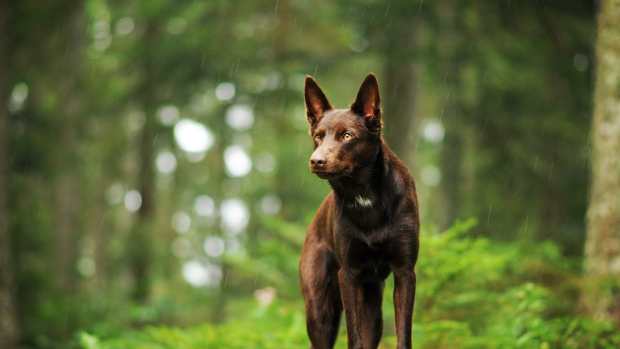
[299,74,420,349]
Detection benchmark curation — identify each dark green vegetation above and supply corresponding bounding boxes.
[80,222,620,349]
[1,0,619,348]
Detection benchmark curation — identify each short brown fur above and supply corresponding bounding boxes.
[300,74,420,349]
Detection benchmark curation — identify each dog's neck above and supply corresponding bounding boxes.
[328,143,389,211]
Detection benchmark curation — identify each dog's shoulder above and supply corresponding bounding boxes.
[382,143,420,228]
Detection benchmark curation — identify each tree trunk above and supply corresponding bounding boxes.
[129,109,155,303]
[0,0,19,347]
[584,0,620,324]
[92,181,109,289]
[53,0,85,293]
[440,126,463,229]
[437,1,466,230]
[129,20,158,303]
[383,11,417,162]
[54,172,80,291]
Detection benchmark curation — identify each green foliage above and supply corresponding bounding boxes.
[80,302,310,349]
[81,221,620,349]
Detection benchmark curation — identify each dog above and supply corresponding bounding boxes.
[299,74,420,349]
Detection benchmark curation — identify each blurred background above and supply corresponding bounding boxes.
[2,0,620,348]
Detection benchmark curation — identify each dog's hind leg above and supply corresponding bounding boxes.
[300,245,342,349]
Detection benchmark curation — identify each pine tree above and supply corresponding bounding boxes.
[585,0,620,323]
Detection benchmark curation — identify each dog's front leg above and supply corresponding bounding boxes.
[393,268,416,349]
[338,269,364,349]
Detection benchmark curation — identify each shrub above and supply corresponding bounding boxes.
[80,220,620,349]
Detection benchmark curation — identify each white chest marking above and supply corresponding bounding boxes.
[354,195,373,208]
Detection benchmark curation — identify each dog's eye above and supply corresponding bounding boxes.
[342,132,353,141]
[314,134,323,143]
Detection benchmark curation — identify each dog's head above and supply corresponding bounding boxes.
[304,74,383,180]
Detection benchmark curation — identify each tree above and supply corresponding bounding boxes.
[441,1,594,253]
[584,0,620,324]
[382,4,419,162]
[0,1,19,347]
[128,16,159,303]
[52,0,86,293]
[435,0,469,230]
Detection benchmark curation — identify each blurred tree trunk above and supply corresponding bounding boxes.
[129,20,158,303]
[437,1,465,230]
[91,179,109,288]
[53,0,85,293]
[0,1,19,348]
[272,0,296,221]
[584,0,620,324]
[54,152,80,292]
[440,122,464,230]
[382,7,418,162]
[129,105,155,303]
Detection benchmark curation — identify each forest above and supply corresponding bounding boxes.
[1,0,620,348]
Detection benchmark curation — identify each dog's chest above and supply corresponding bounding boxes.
[342,198,386,232]
[345,237,392,282]
[335,216,395,282]
[348,194,374,208]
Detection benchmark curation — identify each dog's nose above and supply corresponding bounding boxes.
[310,157,326,168]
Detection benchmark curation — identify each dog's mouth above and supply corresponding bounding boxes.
[311,169,342,179]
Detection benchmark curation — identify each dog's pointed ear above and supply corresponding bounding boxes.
[351,73,381,132]
[305,76,332,129]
